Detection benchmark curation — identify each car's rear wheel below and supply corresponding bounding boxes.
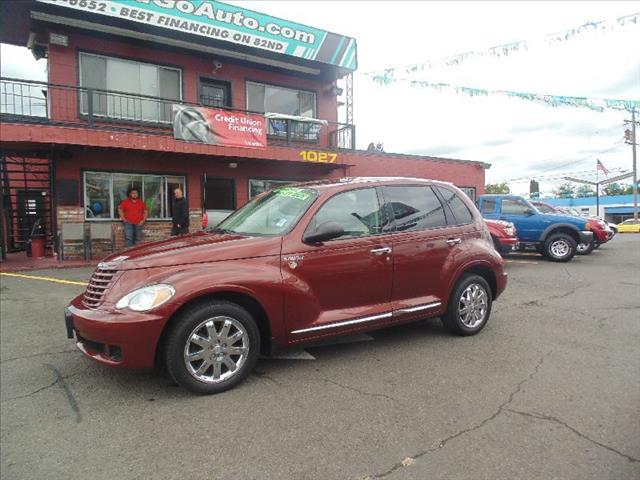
[442,274,492,336]
[165,301,260,394]
[576,238,595,255]
[544,233,577,262]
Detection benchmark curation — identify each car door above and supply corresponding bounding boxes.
[499,197,542,242]
[282,187,394,338]
[382,185,453,313]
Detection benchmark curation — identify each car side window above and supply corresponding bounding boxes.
[481,198,496,213]
[308,188,382,240]
[382,186,447,232]
[502,198,530,215]
[436,187,474,225]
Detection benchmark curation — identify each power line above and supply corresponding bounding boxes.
[496,143,625,183]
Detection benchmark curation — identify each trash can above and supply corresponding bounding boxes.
[27,218,46,258]
[30,237,46,257]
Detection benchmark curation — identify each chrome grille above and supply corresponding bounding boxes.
[82,268,116,308]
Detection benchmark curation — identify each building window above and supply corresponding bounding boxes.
[246,82,315,117]
[458,186,476,202]
[79,53,182,123]
[84,171,185,220]
[204,178,235,210]
[246,82,317,139]
[249,179,295,199]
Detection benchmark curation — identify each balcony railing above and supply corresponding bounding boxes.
[0,77,355,150]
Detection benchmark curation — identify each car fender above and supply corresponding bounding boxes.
[444,257,500,306]
[539,223,582,242]
[151,258,286,343]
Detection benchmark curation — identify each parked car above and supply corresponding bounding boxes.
[617,218,640,233]
[484,219,518,255]
[65,178,507,394]
[530,201,610,255]
[478,194,594,262]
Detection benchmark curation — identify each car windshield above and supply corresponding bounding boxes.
[623,219,639,224]
[535,203,556,214]
[213,187,318,236]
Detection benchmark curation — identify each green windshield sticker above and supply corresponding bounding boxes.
[274,188,311,201]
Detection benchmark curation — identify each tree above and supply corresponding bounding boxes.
[485,182,510,194]
[529,179,540,199]
[553,182,576,199]
[602,182,626,196]
[575,184,595,198]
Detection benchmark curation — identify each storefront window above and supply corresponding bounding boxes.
[84,172,185,220]
[249,179,295,199]
[79,53,182,123]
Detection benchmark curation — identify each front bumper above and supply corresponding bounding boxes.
[65,296,169,369]
[497,238,519,254]
[578,231,594,245]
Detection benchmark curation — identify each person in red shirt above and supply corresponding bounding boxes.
[118,188,147,247]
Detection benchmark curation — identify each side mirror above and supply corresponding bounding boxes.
[303,221,345,244]
[524,208,535,216]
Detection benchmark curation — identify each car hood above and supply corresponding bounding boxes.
[99,231,282,270]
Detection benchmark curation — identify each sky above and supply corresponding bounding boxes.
[2,0,639,196]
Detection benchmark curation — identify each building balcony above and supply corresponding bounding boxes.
[0,77,355,151]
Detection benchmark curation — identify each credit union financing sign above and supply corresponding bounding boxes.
[36,0,358,70]
[173,105,266,149]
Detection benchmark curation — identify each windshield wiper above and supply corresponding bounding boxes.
[212,228,235,234]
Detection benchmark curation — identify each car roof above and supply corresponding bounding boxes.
[290,177,454,191]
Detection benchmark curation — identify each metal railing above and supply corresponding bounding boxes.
[1,77,355,149]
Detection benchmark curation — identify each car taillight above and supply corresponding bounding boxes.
[202,211,208,229]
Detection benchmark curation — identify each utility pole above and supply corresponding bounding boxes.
[624,108,638,221]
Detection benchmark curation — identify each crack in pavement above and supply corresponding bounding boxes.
[0,349,77,365]
[323,378,401,405]
[4,365,83,423]
[371,353,548,478]
[505,408,639,464]
[44,364,82,423]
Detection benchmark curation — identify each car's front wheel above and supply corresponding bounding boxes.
[164,301,260,394]
[442,274,492,336]
[544,233,577,262]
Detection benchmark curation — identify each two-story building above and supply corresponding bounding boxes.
[0,0,489,261]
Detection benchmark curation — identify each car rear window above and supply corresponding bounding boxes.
[383,186,447,231]
[437,187,474,225]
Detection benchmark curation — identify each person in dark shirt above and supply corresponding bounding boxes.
[171,187,189,236]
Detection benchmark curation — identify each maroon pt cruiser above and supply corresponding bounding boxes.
[66,178,507,394]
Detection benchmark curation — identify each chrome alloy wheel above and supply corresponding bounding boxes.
[550,239,570,258]
[458,283,489,328]
[183,316,249,384]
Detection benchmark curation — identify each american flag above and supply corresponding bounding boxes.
[597,159,610,176]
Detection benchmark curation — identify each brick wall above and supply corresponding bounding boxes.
[57,207,204,261]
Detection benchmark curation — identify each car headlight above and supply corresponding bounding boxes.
[116,284,176,311]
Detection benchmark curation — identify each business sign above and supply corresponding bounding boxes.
[172,105,266,149]
[35,0,358,70]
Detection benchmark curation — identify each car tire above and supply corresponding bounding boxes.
[164,301,260,394]
[544,233,577,262]
[442,274,492,336]
[576,238,595,255]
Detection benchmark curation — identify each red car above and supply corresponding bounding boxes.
[531,201,609,254]
[484,219,518,255]
[66,178,507,394]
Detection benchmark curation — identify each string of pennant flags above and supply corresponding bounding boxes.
[365,12,639,77]
[369,75,640,112]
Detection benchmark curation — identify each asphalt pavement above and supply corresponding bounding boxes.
[1,235,639,480]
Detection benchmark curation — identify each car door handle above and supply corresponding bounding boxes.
[370,247,392,255]
[446,238,462,246]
